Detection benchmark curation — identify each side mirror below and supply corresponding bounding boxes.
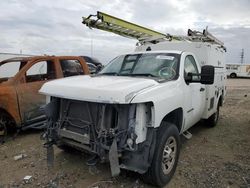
[200,65,214,85]
[184,72,193,83]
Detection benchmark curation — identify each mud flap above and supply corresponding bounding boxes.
[109,138,120,176]
[46,143,54,168]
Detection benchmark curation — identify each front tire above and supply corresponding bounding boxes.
[143,122,180,187]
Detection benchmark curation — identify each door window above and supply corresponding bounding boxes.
[60,60,84,77]
[0,61,26,82]
[26,60,56,82]
[184,55,199,81]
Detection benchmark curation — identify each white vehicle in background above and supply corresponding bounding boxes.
[40,12,227,187]
[226,64,250,78]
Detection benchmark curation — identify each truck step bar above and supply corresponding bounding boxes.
[182,131,192,140]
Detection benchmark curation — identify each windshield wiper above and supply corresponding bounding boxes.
[121,73,157,77]
[99,72,158,78]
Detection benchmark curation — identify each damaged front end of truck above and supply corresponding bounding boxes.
[44,97,157,176]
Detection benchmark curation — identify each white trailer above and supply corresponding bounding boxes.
[226,63,250,78]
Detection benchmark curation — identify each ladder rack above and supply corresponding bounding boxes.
[82,12,226,51]
[82,11,169,41]
[187,27,225,49]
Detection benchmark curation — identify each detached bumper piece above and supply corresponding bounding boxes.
[109,138,120,176]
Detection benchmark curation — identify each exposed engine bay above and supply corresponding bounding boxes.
[44,97,156,175]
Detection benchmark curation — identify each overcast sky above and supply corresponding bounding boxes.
[0,0,250,64]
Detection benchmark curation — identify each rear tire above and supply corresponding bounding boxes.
[143,122,180,187]
[206,105,220,127]
[230,73,237,78]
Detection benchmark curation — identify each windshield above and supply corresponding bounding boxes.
[99,53,180,81]
[0,61,26,83]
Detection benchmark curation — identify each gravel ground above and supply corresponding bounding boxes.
[0,78,249,188]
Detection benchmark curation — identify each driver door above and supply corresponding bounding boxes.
[183,55,206,130]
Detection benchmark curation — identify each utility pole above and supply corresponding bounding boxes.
[240,49,244,64]
[91,34,93,57]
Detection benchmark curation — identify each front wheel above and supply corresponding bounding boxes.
[143,122,180,187]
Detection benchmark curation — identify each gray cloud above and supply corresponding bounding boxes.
[0,0,249,64]
[210,27,250,63]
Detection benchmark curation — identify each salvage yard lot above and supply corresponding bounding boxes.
[0,78,250,188]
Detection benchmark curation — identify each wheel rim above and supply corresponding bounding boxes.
[162,136,177,175]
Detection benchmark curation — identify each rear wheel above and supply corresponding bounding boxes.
[206,105,220,127]
[230,73,237,78]
[143,122,180,187]
[0,114,7,144]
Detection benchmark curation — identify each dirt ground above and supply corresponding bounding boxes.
[0,78,249,188]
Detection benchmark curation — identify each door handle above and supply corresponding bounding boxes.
[200,87,205,92]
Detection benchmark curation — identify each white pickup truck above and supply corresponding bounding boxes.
[40,38,226,186]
